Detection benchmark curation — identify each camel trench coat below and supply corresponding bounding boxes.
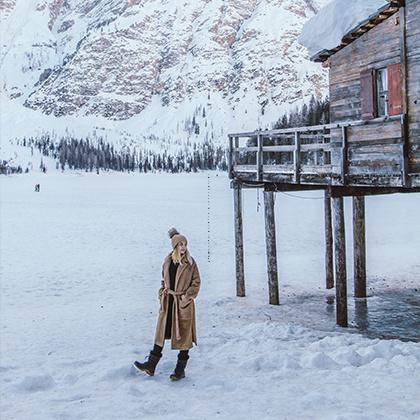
[154,253,201,350]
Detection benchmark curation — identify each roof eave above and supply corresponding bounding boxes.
[310,1,404,63]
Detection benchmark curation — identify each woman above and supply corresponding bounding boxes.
[133,228,201,381]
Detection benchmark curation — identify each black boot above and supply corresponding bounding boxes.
[133,352,161,376]
[170,355,189,381]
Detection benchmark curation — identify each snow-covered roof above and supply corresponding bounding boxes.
[298,0,403,62]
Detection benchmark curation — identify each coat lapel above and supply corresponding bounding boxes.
[163,254,171,288]
[163,254,189,290]
[175,262,188,291]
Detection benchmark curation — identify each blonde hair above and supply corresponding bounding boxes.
[171,246,193,265]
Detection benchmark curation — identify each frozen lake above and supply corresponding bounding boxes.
[1,171,420,419]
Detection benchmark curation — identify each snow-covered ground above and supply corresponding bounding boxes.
[1,171,419,419]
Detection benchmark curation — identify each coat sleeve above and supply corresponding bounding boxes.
[158,264,165,299]
[182,261,201,303]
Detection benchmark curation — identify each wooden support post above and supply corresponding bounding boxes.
[399,6,408,117]
[264,190,279,305]
[400,114,410,188]
[324,191,334,289]
[257,133,263,181]
[234,136,239,168]
[233,182,245,297]
[228,136,234,179]
[293,131,301,184]
[399,7,410,187]
[322,126,329,165]
[341,126,348,185]
[353,196,366,298]
[332,196,348,327]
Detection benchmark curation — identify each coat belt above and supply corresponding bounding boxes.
[161,288,184,341]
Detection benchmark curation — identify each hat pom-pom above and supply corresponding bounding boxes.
[168,227,179,238]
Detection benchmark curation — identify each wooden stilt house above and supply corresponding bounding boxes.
[227,0,420,327]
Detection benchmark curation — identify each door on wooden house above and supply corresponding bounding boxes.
[361,63,403,119]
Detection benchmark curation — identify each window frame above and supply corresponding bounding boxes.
[375,67,389,118]
[360,63,402,120]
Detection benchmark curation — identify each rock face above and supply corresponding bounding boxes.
[1,0,330,138]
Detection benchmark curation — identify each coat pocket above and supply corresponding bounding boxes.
[178,299,193,319]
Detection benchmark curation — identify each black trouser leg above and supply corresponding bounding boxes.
[170,350,189,380]
[178,350,189,360]
[152,344,163,356]
[152,344,188,360]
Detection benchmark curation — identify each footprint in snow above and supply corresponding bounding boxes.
[201,378,236,392]
[129,384,144,397]
[332,348,364,367]
[213,297,234,306]
[68,393,90,402]
[16,375,56,393]
[61,359,96,368]
[280,356,302,370]
[301,352,340,370]
[101,365,137,381]
[0,365,18,373]
[62,374,79,386]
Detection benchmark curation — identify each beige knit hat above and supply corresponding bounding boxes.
[168,228,188,249]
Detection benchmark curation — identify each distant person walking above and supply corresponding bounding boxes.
[133,228,201,381]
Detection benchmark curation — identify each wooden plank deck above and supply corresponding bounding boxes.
[228,115,420,193]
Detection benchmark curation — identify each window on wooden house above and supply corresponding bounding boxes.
[376,68,388,117]
[360,63,402,120]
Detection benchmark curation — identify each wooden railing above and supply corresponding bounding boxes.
[228,115,406,187]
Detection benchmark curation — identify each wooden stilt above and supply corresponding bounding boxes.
[354,298,369,331]
[264,190,279,305]
[353,196,367,298]
[332,196,348,327]
[233,182,245,297]
[324,191,334,289]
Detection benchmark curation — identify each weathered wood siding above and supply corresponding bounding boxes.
[329,119,403,186]
[328,10,406,185]
[346,120,403,177]
[329,15,401,123]
[406,0,420,180]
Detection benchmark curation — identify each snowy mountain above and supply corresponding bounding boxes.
[1,0,331,152]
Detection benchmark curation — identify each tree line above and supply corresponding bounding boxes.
[240,96,330,166]
[273,95,330,129]
[1,97,329,175]
[13,135,228,174]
